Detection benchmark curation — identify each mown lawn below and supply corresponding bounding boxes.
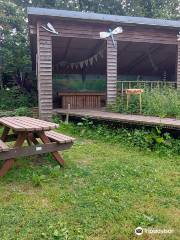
[0,125,179,240]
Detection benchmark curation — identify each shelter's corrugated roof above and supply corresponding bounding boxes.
[27,7,180,29]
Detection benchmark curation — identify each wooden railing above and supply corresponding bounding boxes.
[117,80,177,94]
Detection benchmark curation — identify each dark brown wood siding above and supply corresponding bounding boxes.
[37,22,53,121]
[177,40,180,88]
[36,20,178,45]
[107,39,117,104]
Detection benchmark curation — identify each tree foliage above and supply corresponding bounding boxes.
[0,0,179,89]
[0,0,31,88]
[127,0,180,19]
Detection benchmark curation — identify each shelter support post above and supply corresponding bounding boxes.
[177,39,180,89]
[37,22,53,121]
[106,39,117,105]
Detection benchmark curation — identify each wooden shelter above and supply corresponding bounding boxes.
[28,7,180,121]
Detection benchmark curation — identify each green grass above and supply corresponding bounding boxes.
[0,125,179,240]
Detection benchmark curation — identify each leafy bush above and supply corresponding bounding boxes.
[0,86,37,110]
[15,107,32,116]
[143,87,180,118]
[0,110,15,117]
[59,120,180,156]
[0,107,32,117]
[108,87,180,118]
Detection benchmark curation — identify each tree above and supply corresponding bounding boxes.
[126,0,179,19]
[0,0,31,89]
[0,0,179,90]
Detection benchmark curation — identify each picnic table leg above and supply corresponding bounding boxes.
[0,133,26,177]
[28,133,39,145]
[37,132,65,167]
[1,126,10,142]
[26,133,34,146]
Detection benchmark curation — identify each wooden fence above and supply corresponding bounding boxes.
[117,80,177,94]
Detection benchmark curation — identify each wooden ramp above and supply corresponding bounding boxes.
[54,109,180,129]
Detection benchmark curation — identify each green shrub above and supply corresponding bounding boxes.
[15,107,32,116]
[0,86,37,110]
[0,107,32,117]
[108,87,180,118]
[142,87,180,118]
[59,120,180,156]
[0,110,15,117]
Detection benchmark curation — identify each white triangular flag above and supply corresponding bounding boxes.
[89,57,94,65]
[94,54,98,62]
[85,60,89,66]
[80,62,84,68]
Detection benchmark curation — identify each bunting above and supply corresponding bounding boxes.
[56,44,105,70]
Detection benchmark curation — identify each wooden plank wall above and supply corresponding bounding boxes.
[37,22,53,121]
[177,40,180,89]
[32,21,177,44]
[37,21,177,45]
[107,39,117,104]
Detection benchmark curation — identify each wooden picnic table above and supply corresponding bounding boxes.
[0,116,75,177]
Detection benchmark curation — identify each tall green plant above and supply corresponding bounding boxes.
[0,87,37,110]
[110,87,180,118]
[142,87,180,118]
[0,1,31,88]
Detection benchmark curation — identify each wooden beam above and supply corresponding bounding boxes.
[31,20,178,44]
[0,142,73,161]
[52,21,177,45]
[37,22,53,121]
[107,39,117,104]
[29,25,37,34]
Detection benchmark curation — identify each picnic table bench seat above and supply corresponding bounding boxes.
[45,130,75,144]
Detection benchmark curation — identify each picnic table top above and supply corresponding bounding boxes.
[0,116,59,132]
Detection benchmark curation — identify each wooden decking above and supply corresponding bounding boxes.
[54,109,180,129]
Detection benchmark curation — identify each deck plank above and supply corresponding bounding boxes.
[54,109,180,129]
